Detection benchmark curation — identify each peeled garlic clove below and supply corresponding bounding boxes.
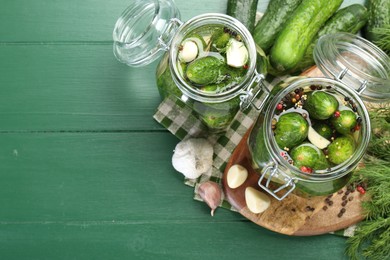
[245,187,271,214]
[198,181,222,216]
[308,126,330,149]
[179,40,198,63]
[226,38,248,68]
[227,164,248,189]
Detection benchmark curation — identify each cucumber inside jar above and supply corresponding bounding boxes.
[174,25,251,131]
[272,84,362,174]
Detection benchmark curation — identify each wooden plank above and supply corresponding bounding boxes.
[0,132,194,222]
[0,222,347,260]
[0,0,364,42]
[0,45,164,131]
[0,132,349,259]
[0,0,227,42]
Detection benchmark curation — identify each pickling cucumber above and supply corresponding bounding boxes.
[296,4,368,71]
[270,0,343,72]
[185,56,225,85]
[364,0,390,42]
[227,0,259,33]
[252,0,302,53]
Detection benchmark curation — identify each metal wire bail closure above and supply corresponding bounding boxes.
[239,71,269,111]
[258,161,296,201]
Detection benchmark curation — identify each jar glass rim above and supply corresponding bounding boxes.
[314,33,390,102]
[169,13,257,103]
[264,77,371,182]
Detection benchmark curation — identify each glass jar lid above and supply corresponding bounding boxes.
[314,33,390,102]
[113,0,180,66]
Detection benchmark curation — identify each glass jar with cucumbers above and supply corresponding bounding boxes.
[248,33,390,200]
[112,0,269,133]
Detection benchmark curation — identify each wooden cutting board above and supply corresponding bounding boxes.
[222,66,366,236]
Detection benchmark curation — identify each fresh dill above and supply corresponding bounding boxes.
[345,105,390,260]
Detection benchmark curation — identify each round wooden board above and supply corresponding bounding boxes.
[222,66,366,236]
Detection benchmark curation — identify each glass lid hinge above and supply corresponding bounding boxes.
[335,67,369,94]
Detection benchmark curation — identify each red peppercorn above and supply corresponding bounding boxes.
[354,125,361,131]
[295,94,300,100]
[357,186,366,195]
[334,111,341,118]
[300,166,313,174]
[276,103,283,110]
[243,64,249,69]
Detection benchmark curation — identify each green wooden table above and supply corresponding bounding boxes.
[0,0,364,259]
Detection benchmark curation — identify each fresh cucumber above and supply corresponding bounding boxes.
[252,0,302,53]
[364,0,390,42]
[269,0,343,72]
[227,0,259,33]
[296,4,368,72]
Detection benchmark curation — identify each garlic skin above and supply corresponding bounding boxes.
[178,40,198,63]
[226,38,249,68]
[198,181,222,216]
[172,138,213,179]
[227,164,248,189]
[245,187,271,214]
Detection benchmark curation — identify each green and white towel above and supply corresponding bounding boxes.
[153,77,357,237]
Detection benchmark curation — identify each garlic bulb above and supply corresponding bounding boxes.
[172,138,213,179]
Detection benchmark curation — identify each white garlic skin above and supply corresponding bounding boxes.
[178,40,198,63]
[198,181,222,216]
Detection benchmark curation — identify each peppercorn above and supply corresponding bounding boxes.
[334,111,341,118]
[276,103,283,110]
[357,186,366,194]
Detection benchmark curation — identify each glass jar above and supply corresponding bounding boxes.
[248,33,390,200]
[113,0,269,133]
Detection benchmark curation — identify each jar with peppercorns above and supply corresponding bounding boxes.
[248,33,390,200]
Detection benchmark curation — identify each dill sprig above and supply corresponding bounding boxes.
[350,158,390,219]
[366,105,390,160]
[371,25,390,55]
[346,217,390,260]
[345,105,390,259]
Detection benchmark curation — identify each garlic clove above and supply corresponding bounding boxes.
[227,164,248,189]
[198,181,222,216]
[226,38,249,68]
[179,40,198,63]
[245,187,271,214]
[308,126,331,149]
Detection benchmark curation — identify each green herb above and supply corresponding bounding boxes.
[345,105,390,260]
[346,217,390,260]
[366,105,390,160]
[371,25,390,55]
